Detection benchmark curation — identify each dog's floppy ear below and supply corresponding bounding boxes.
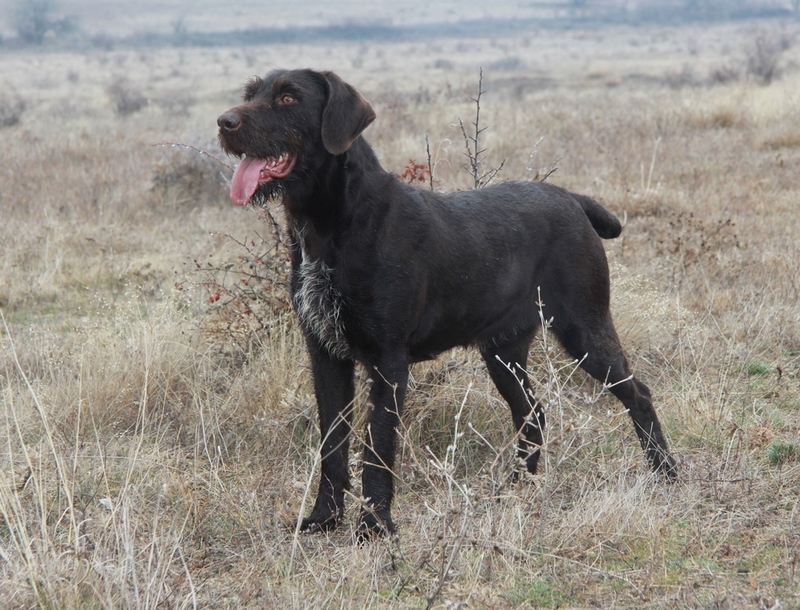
[320,71,376,155]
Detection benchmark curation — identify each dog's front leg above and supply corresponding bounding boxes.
[300,338,356,533]
[358,356,409,539]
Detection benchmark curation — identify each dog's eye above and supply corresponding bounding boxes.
[278,93,297,105]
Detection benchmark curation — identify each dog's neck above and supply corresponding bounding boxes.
[284,136,388,258]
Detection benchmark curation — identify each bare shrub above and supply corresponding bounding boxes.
[655,211,741,287]
[685,108,745,131]
[707,63,741,85]
[458,69,505,188]
[704,109,740,129]
[106,77,147,116]
[152,142,292,355]
[179,209,292,357]
[153,90,196,116]
[746,34,792,85]
[0,94,26,127]
[663,64,698,89]
[488,56,523,71]
[150,144,228,206]
[762,131,800,151]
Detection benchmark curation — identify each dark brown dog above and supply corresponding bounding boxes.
[217,69,677,539]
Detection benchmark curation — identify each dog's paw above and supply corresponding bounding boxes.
[355,511,395,544]
[652,451,679,482]
[510,467,539,485]
[297,512,340,534]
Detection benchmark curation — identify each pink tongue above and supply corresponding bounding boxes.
[230,156,269,206]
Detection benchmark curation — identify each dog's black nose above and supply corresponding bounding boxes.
[217,112,241,131]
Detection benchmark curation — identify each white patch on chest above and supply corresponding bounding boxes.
[293,248,351,359]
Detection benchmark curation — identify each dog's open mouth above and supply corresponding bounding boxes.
[229,153,296,206]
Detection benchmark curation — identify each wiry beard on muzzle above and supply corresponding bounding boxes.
[248,181,286,209]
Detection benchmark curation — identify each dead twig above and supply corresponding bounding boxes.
[459,68,504,188]
[151,141,233,171]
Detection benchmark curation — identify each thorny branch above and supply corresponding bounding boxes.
[459,68,505,188]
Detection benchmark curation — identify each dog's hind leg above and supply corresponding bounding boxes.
[554,313,678,478]
[300,338,356,533]
[480,334,544,475]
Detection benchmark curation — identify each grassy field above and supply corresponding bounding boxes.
[1,13,799,609]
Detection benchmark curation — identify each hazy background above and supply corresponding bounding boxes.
[1,1,798,609]
[1,0,797,42]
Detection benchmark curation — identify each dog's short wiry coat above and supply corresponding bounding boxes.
[293,234,350,359]
[217,69,677,539]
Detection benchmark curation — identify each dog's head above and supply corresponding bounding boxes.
[217,69,376,206]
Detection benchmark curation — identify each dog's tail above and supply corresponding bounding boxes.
[575,194,623,239]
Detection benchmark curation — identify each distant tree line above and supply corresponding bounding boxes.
[8,0,76,45]
[5,0,799,48]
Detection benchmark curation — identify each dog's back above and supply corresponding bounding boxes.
[435,180,622,242]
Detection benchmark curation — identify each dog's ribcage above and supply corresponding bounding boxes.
[293,251,351,359]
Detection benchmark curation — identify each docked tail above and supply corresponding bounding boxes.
[574,194,623,239]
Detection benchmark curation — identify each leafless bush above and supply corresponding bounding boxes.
[152,142,292,355]
[488,56,523,71]
[0,94,26,127]
[106,77,147,116]
[179,210,293,356]
[746,34,792,85]
[458,69,505,188]
[707,62,741,85]
[655,211,741,287]
[153,90,196,116]
[150,143,228,206]
[665,32,791,89]
[663,64,699,89]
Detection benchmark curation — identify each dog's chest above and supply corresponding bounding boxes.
[292,253,351,359]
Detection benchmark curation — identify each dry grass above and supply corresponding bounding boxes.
[1,15,799,609]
